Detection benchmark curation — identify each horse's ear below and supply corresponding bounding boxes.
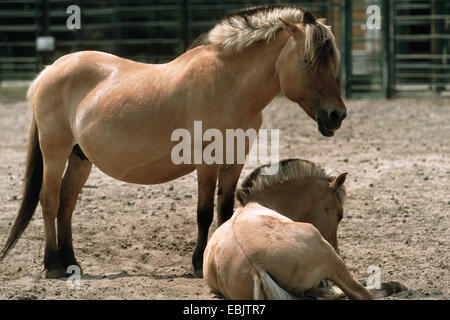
[316,18,327,25]
[330,172,347,191]
[279,18,299,36]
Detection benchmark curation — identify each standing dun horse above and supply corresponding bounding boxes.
[204,159,407,299]
[1,5,346,278]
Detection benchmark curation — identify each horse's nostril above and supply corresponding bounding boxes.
[329,110,346,122]
[329,110,340,122]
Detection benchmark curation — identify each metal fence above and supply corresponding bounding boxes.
[0,0,449,98]
[392,0,450,97]
[340,0,449,97]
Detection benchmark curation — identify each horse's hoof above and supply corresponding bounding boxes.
[45,268,67,279]
[384,281,408,293]
[318,280,333,288]
[192,269,204,278]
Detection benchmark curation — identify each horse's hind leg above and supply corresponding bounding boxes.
[39,141,73,278]
[57,151,92,275]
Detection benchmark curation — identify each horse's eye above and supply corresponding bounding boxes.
[337,211,343,222]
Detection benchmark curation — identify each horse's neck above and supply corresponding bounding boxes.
[223,31,289,115]
[238,202,293,222]
[249,184,315,222]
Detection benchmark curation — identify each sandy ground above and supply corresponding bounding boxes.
[0,93,448,300]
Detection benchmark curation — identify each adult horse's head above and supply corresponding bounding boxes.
[276,13,346,137]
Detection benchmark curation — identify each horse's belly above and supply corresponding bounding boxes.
[74,103,196,184]
[77,128,195,184]
[117,161,196,185]
[89,152,196,185]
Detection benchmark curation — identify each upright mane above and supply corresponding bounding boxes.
[236,158,343,206]
[189,4,339,72]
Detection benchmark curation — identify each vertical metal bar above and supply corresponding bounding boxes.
[155,0,161,62]
[388,0,395,97]
[40,0,50,66]
[181,0,191,51]
[340,0,352,98]
[76,0,84,51]
[432,0,444,93]
[41,0,49,36]
[381,0,391,98]
[113,0,122,56]
[34,1,40,74]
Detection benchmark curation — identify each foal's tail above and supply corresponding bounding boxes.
[252,269,298,300]
[0,77,43,260]
[252,267,408,300]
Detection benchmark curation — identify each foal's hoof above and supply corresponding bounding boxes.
[45,268,67,279]
[192,269,204,278]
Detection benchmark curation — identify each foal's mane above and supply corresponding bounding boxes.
[236,159,344,206]
[189,4,339,72]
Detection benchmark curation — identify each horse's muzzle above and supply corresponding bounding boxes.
[316,109,346,137]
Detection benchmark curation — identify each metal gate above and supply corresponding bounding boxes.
[0,0,40,80]
[340,0,450,98]
[392,0,450,97]
[1,0,448,98]
[340,0,390,98]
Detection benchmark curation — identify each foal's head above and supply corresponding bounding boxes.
[276,13,346,137]
[302,171,347,253]
[236,159,347,253]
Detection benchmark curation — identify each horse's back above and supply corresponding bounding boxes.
[204,203,334,299]
[203,215,256,299]
[30,51,145,116]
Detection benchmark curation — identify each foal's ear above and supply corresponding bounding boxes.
[330,172,348,191]
[279,18,300,36]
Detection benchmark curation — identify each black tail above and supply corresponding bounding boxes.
[0,118,43,260]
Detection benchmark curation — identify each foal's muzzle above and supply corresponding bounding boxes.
[316,109,347,137]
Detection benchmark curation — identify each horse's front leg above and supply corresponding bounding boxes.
[192,165,218,276]
[217,164,244,225]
